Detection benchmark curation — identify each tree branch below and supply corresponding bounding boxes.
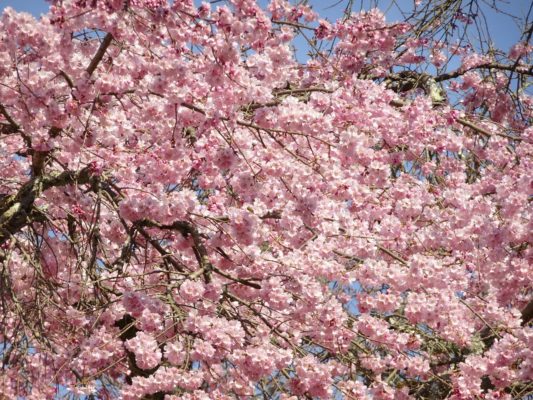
[86,33,114,77]
[435,63,533,82]
[0,167,97,245]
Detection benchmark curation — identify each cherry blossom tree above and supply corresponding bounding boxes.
[0,0,531,399]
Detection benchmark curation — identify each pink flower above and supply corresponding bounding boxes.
[125,332,161,370]
[179,280,206,303]
[165,340,185,366]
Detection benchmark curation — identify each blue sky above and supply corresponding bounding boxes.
[1,0,529,53]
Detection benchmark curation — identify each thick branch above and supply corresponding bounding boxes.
[521,299,533,326]
[86,33,114,77]
[0,104,20,131]
[136,219,210,280]
[0,167,97,245]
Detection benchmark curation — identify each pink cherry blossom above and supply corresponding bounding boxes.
[0,0,531,399]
